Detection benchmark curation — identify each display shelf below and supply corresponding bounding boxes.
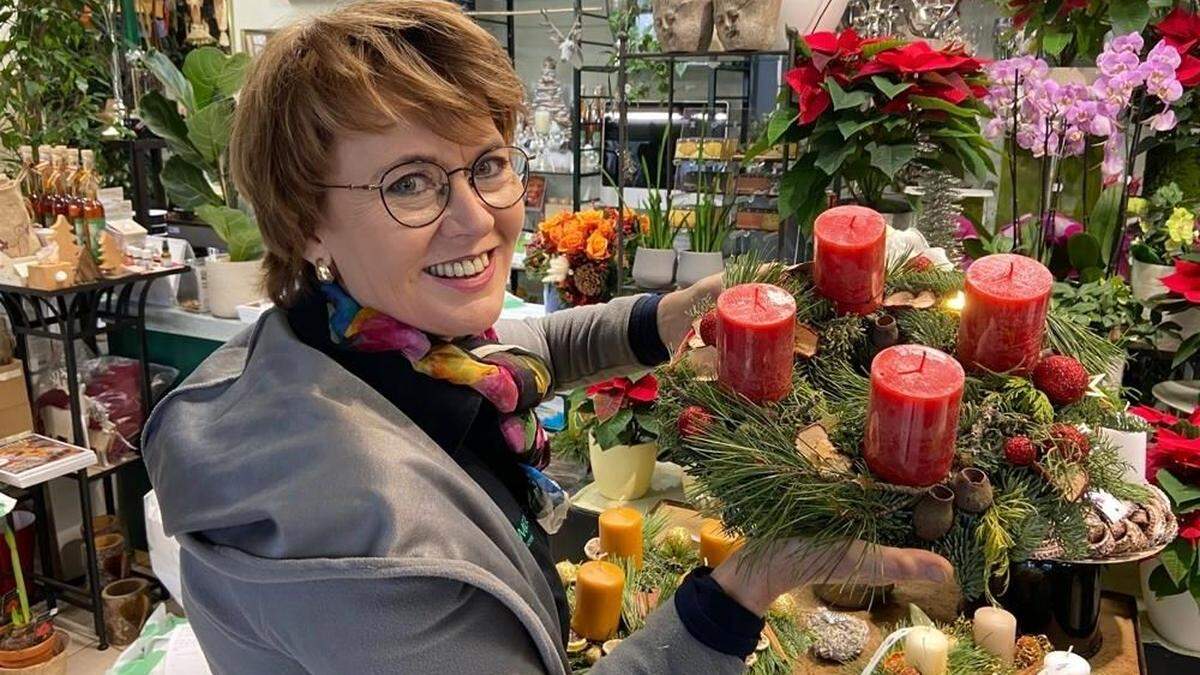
[619,49,789,61]
[144,304,244,343]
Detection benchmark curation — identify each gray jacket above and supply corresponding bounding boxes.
[143,299,747,674]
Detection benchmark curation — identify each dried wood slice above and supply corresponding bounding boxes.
[883,290,938,308]
[794,323,819,358]
[795,423,851,475]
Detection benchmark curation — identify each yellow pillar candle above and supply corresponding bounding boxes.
[699,519,742,567]
[571,561,625,642]
[599,507,644,568]
[904,626,949,675]
[973,606,1017,665]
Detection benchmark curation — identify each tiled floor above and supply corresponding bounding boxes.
[54,602,123,674]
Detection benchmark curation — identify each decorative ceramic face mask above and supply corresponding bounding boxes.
[714,0,783,51]
[652,0,714,53]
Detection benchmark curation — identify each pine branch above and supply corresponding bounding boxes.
[1045,310,1124,375]
[896,308,960,353]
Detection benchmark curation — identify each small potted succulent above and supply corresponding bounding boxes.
[583,374,661,501]
[0,496,63,671]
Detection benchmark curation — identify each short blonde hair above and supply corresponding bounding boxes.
[230,0,525,306]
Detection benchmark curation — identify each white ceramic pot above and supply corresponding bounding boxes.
[1140,558,1200,652]
[780,0,852,34]
[207,258,265,319]
[589,434,658,501]
[1131,259,1200,351]
[1097,427,1146,484]
[676,251,724,288]
[714,0,782,51]
[631,247,677,290]
[651,0,714,53]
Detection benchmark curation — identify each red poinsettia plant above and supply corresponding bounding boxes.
[752,29,992,228]
[583,374,661,449]
[1157,6,1200,88]
[1132,405,1200,605]
[1158,256,1200,368]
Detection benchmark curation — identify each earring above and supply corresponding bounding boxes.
[315,258,335,283]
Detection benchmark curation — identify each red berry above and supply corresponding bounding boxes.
[907,256,933,271]
[699,310,719,346]
[1003,436,1037,466]
[1032,355,1089,406]
[1048,424,1091,462]
[677,406,714,438]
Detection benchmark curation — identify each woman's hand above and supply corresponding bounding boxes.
[656,272,725,353]
[710,539,955,617]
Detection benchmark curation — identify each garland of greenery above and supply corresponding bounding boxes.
[653,257,1151,603]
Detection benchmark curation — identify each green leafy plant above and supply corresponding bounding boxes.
[687,167,735,254]
[638,131,680,250]
[1130,183,1199,265]
[138,47,262,262]
[583,374,660,449]
[0,1,110,160]
[1051,277,1153,344]
[996,0,1167,66]
[607,4,669,101]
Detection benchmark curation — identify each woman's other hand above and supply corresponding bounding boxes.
[710,538,955,616]
[656,272,725,352]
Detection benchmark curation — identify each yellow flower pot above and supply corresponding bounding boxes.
[589,434,658,501]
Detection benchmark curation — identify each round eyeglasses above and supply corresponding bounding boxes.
[315,146,531,228]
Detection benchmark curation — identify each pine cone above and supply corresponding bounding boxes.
[572,262,608,298]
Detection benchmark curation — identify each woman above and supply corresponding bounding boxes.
[144,2,951,673]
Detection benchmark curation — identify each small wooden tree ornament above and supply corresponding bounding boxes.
[98,231,125,276]
[50,215,81,265]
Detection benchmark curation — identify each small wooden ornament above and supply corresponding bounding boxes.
[794,323,819,358]
[26,262,75,290]
[883,290,938,309]
[50,215,81,265]
[75,247,102,283]
[795,423,851,475]
[98,231,124,276]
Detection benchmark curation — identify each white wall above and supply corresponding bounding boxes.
[229,0,331,52]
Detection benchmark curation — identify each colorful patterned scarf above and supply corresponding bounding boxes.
[322,282,568,533]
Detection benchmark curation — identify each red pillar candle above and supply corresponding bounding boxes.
[716,283,796,403]
[864,345,965,487]
[956,254,1053,375]
[813,205,887,315]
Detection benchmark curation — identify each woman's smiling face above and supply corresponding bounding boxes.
[307,117,525,337]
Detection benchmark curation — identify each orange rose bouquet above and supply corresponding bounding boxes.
[526,208,643,307]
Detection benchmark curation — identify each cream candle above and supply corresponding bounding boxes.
[973,606,1017,665]
[904,626,949,675]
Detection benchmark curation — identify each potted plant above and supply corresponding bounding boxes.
[677,174,732,288]
[1128,185,1200,353]
[1132,405,1200,652]
[1051,276,1153,384]
[999,0,1163,67]
[583,374,661,501]
[137,47,265,318]
[751,29,992,231]
[631,141,680,290]
[0,496,64,671]
[1144,8,1200,202]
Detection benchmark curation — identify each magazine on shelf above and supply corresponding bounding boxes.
[0,432,97,488]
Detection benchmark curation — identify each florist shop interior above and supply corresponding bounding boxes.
[1,0,1200,673]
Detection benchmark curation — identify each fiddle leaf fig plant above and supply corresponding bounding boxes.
[138,47,262,262]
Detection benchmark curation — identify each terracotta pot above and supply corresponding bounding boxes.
[0,628,65,671]
[651,0,714,53]
[1140,558,1200,652]
[206,258,264,319]
[631,247,677,290]
[714,0,782,51]
[675,251,724,288]
[93,533,128,588]
[102,578,151,647]
[79,514,120,540]
[589,434,658,501]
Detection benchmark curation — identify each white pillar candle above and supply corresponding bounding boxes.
[1038,650,1091,675]
[533,109,552,134]
[904,626,949,675]
[973,606,1017,665]
[1098,427,1147,484]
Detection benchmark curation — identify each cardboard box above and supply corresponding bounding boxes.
[0,360,33,439]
